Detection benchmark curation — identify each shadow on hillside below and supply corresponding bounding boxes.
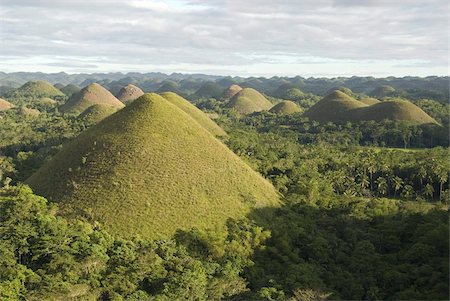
[242,202,449,301]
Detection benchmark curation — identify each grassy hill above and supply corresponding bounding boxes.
[359,97,380,105]
[0,98,14,111]
[269,101,302,114]
[303,90,368,122]
[225,88,273,115]
[274,84,305,100]
[347,100,438,124]
[304,91,437,124]
[59,83,124,115]
[156,80,181,94]
[116,84,144,103]
[222,84,242,101]
[160,92,226,136]
[60,84,81,97]
[78,104,118,125]
[325,86,354,96]
[369,85,396,98]
[194,81,223,99]
[26,93,279,239]
[9,80,64,98]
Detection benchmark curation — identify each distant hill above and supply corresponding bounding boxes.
[0,98,14,111]
[27,93,279,239]
[225,88,273,115]
[273,84,305,100]
[59,83,124,115]
[359,97,380,105]
[156,80,181,94]
[325,86,354,96]
[160,92,226,137]
[222,84,242,101]
[303,90,368,122]
[304,90,437,124]
[194,81,223,99]
[78,104,118,125]
[9,80,64,98]
[369,85,396,98]
[345,100,438,124]
[269,101,302,114]
[116,84,144,103]
[60,84,81,97]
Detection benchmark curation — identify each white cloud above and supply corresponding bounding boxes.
[0,0,447,76]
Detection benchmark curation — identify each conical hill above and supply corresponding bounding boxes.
[225,88,273,115]
[116,84,144,103]
[27,93,279,238]
[59,83,124,114]
[269,101,302,114]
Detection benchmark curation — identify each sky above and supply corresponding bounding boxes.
[0,0,448,77]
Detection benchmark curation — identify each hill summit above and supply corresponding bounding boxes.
[59,83,124,114]
[225,88,273,115]
[116,84,144,103]
[10,80,64,98]
[222,84,243,101]
[27,93,279,238]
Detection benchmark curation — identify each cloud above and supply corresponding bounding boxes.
[0,0,447,76]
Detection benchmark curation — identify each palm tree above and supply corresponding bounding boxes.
[376,177,388,196]
[401,185,415,199]
[423,183,435,201]
[392,176,403,197]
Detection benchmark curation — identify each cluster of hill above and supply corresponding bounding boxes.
[1,72,448,103]
[303,90,437,124]
[26,93,279,238]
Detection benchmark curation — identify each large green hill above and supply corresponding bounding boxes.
[27,93,279,238]
[304,90,437,124]
[303,90,368,122]
[59,83,124,115]
[225,88,273,115]
[78,104,119,125]
[9,80,64,98]
[194,81,223,99]
[116,84,144,103]
[60,84,81,97]
[160,92,226,136]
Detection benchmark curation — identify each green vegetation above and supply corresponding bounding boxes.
[160,92,227,136]
[0,74,448,300]
[194,81,223,99]
[27,94,279,239]
[115,84,144,103]
[225,88,273,115]
[59,83,125,115]
[269,101,302,114]
[8,81,64,99]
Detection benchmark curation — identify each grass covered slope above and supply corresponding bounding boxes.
[160,92,227,136]
[303,90,368,122]
[269,101,302,114]
[369,85,396,98]
[116,84,144,103]
[0,98,14,111]
[78,104,118,125]
[59,83,125,115]
[194,81,223,99]
[348,100,438,124]
[60,84,81,97]
[10,80,64,98]
[27,93,279,238]
[226,88,273,115]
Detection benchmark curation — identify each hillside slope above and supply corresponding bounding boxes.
[116,84,144,103]
[225,88,273,115]
[269,101,302,114]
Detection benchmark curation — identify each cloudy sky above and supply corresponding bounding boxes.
[0,0,448,77]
